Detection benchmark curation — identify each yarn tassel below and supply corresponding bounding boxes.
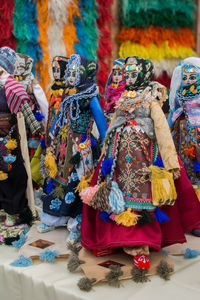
[149,165,177,206]
[69,152,82,167]
[194,187,200,201]
[156,260,173,280]
[138,210,153,226]
[34,111,45,121]
[105,265,123,287]
[77,277,96,291]
[12,233,27,249]
[44,150,57,178]
[155,207,169,224]
[79,185,99,205]
[0,171,8,181]
[183,248,200,259]
[115,208,140,227]
[39,249,59,263]
[75,172,94,193]
[5,139,17,150]
[90,181,112,211]
[10,255,33,267]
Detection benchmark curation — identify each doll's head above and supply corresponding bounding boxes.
[124,56,153,90]
[52,56,69,81]
[14,54,33,77]
[65,54,98,89]
[0,47,16,75]
[112,64,123,84]
[182,64,200,87]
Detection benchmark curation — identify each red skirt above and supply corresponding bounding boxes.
[81,156,200,251]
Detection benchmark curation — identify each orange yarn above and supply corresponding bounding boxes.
[184,146,196,158]
[117,26,196,49]
[35,0,51,98]
[63,0,80,55]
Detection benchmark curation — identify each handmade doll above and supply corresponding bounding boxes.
[80,56,186,270]
[38,54,108,243]
[104,59,125,121]
[0,47,43,230]
[14,53,48,159]
[168,57,200,236]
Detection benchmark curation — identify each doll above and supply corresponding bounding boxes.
[38,54,108,243]
[0,47,43,231]
[168,57,200,236]
[14,53,48,159]
[105,59,125,121]
[80,56,186,270]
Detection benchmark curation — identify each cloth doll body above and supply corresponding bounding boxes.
[0,47,42,229]
[14,53,48,159]
[80,56,185,270]
[38,54,108,242]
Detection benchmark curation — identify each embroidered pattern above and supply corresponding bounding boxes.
[50,198,62,211]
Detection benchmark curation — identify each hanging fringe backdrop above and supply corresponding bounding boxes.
[118,0,197,89]
[96,0,113,108]
[0,0,16,49]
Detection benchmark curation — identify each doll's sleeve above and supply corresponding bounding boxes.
[90,96,108,143]
[33,83,48,125]
[21,102,42,135]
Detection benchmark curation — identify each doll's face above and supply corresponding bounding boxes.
[125,70,138,86]
[182,71,198,86]
[53,66,61,80]
[67,68,76,86]
[113,69,123,83]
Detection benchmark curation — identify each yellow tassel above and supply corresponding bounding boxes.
[149,165,177,206]
[5,139,17,150]
[194,187,200,202]
[0,171,8,181]
[115,208,140,227]
[75,171,94,193]
[44,151,57,178]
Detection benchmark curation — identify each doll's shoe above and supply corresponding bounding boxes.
[5,214,16,227]
[67,231,81,244]
[134,254,150,269]
[37,223,55,233]
[191,225,200,237]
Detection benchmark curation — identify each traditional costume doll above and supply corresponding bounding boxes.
[80,56,198,270]
[105,59,125,120]
[168,57,200,236]
[46,56,69,141]
[0,47,43,230]
[38,54,108,242]
[14,53,48,159]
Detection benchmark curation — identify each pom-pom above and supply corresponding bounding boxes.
[153,156,164,168]
[193,161,200,172]
[0,171,8,181]
[109,181,125,214]
[90,182,112,212]
[44,151,57,178]
[28,138,39,149]
[40,137,46,150]
[77,277,96,292]
[34,111,45,122]
[12,233,27,249]
[155,207,170,224]
[184,248,200,259]
[39,249,59,263]
[138,210,153,226]
[115,208,140,227]
[65,192,75,204]
[99,211,111,222]
[46,179,54,194]
[5,139,17,150]
[105,265,123,287]
[69,152,82,167]
[3,154,16,163]
[131,267,149,283]
[67,253,84,272]
[101,158,113,176]
[79,185,99,205]
[10,255,33,267]
[156,260,173,280]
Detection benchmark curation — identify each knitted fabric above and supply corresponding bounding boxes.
[0,47,16,74]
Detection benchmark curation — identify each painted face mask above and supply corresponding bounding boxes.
[112,66,123,84]
[14,54,33,77]
[52,56,69,82]
[52,61,61,80]
[66,66,76,86]
[181,64,200,96]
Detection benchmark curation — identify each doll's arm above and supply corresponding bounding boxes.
[21,102,43,135]
[33,83,49,126]
[90,96,108,143]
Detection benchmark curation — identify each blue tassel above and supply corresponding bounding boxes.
[10,255,33,267]
[154,156,164,168]
[23,225,29,235]
[193,161,200,172]
[34,111,45,122]
[3,154,16,163]
[109,181,125,214]
[40,137,46,150]
[99,211,111,222]
[155,207,170,224]
[12,233,27,249]
[46,179,54,194]
[39,249,59,263]
[184,248,200,259]
[91,137,97,147]
[28,138,39,149]
[101,158,113,176]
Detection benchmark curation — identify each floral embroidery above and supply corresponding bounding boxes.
[50,198,62,211]
[65,192,75,204]
[60,126,67,140]
[59,141,66,161]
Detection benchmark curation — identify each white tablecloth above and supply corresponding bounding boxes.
[0,244,200,300]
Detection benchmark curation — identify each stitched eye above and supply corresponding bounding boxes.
[189,75,197,80]
[183,75,187,81]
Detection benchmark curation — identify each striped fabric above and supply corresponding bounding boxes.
[5,75,30,114]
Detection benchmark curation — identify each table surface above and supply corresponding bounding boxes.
[0,241,200,300]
